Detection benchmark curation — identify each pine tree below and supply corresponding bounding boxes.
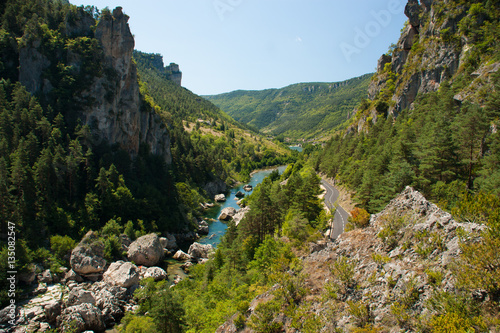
[453,103,489,190]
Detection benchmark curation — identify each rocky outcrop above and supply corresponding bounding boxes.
[18,40,51,94]
[70,231,107,276]
[218,187,487,332]
[18,7,172,164]
[160,233,178,251]
[205,179,228,199]
[127,233,164,266]
[219,207,237,221]
[198,220,210,235]
[103,261,140,288]
[233,206,250,226]
[173,250,192,261]
[57,303,105,333]
[165,62,182,86]
[358,0,478,125]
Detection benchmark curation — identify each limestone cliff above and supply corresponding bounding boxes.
[18,7,172,163]
[83,7,171,162]
[352,0,500,130]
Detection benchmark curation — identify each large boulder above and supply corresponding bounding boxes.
[162,233,178,250]
[93,283,128,327]
[235,191,245,198]
[18,264,39,285]
[215,194,226,202]
[243,184,253,192]
[188,243,214,260]
[58,303,105,333]
[70,231,107,276]
[198,220,209,235]
[173,250,191,261]
[44,300,61,324]
[103,261,140,288]
[144,267,168,281]
[64,269,84,283]
[219,207,237,221]
[233,207,250,226]
[127,233,164,266]
[67,287,96,307]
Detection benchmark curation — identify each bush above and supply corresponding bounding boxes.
[347,300,372,327]
[124,220,136,240]
[50,235,76,262]
[429,313,483,333]
[282,210,310,243]
[349,208,370,228]
[104,235,122,261]
[101,218,123,236]
[247,300,283,333]
[331,256,357,288]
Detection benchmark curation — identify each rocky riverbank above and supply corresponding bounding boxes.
[0,231,214,332]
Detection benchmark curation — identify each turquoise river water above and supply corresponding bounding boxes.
[198,165,288,248]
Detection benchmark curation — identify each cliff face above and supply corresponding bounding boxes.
[84,7,171,163]
[18,7,171,163]
[356,0,499,128]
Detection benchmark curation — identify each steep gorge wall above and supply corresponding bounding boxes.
[84,7,171,163]
[356,0,499,129]
[18,7,171,163]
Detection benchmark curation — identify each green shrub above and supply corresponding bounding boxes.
[247,300,283,333]
[347,300,372,327]
[429,312,485,333]
[234,313,246,330]
[104,235,122,261]
[331,256,357,288]
[124,220,136,240]
[50,235,76,262]
[101,218,123,236]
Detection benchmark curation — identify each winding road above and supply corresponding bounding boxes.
[321,179,350,240]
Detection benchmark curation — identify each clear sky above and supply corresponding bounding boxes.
[68,0,408,95]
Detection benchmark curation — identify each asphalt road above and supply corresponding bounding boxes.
[321,179,350,240]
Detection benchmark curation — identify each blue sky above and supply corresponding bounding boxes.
[68,0,408,95]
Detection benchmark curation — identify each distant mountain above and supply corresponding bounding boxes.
[204,74,372,141]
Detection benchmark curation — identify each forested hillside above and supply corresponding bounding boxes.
[205,74,372,142]
[120,162,331,333]
[134,50,294,182]
[316,0,500,213]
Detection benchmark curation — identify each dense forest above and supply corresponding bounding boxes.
[205,74,372,142]
[315,77,500,213]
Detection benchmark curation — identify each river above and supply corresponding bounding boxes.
[198,165,288,248]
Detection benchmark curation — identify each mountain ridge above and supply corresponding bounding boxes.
[204,73,372,141]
